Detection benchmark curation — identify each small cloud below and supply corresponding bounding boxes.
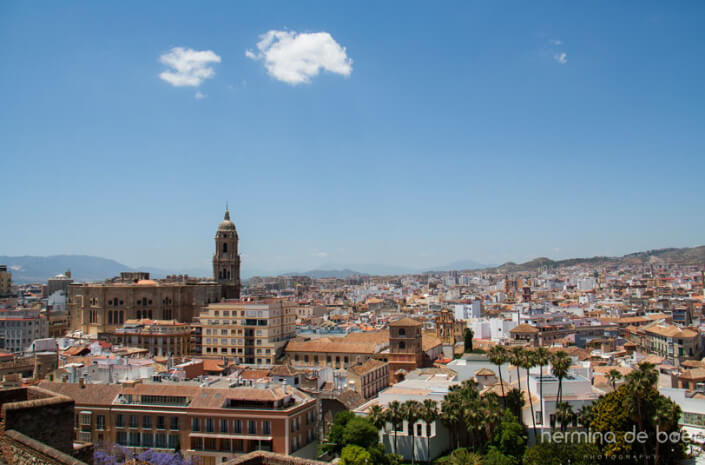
[246,30,353,85]
[159,47,221,87]
[312,251,329,258]
[553,52,568,64]
[550,39,563,46]
[194,91,206,99]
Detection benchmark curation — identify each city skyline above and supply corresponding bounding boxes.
[2,1,704,273]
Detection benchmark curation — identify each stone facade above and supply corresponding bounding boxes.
[68,209,242,336]
[388,317,424,383]
[0,385,89,465]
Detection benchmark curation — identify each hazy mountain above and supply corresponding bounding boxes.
[0,255,211,284]
[0,255,134,283]
[491,245,705,273]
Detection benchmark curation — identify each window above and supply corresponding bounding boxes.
[220,419,228,433]
[156,433,167,448]
[262,421,271,434]
[96,415,105,430]
[192,418,200,432]
[129,415,138,428]
[248,420,257,434]
[206,418,214,433]
[143,416,151,428]
[156,416,165,429]
[117,431,127,445]
[168,434,178,449]
[233,420,242,433]
[170,417,179,430]
[143,433,153,448]
[398,328,406,336]
[116,414,124,428]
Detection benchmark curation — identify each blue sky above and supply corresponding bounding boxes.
[1,1,704,275]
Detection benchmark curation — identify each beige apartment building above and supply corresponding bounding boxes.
[200,299,296,365]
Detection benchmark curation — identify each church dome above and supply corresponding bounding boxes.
[218,208,236,231]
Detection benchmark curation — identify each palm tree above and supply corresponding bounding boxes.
[577,404,594,429]
[505,388,525,424]
[555,402,574,433]
[440,393,462,449]
[420,399,438,464]
[533,346,550,428]
[625,362,658,463]
[435,448,483,465]
[509,346,525,392]
[369,404,387,447]
[488,345,508,406]
[402,400,422,465]
[520,349,538,440]
[551,351,571,409]
[387,401,403,455]
[607,368,623,390]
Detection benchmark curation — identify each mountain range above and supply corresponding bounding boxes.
[2,246,703,284]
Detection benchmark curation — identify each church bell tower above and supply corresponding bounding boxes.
[213,207,241,299]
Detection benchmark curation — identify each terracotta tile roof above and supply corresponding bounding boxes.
[269,365,301,377]
[510,323,539,334]
[475,368,496,377]
[678,368,705,380]
[644,324,697,338]
[422,334,442,351]
[389,317,422,327]
[285,338,378,355]
[348,358,386,376]
[239,368,272,380]
[38,381,121,406]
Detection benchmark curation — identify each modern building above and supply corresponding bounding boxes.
[40,380,320,465]
[67,209,241,335]
[199,299,297,365]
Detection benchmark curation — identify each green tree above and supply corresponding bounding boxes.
[504,388,525,425]
[435,448,483,465]
[550,351,571,412]
[492,409,526,460]
[523,441,599,465]
[607,368,623,390]
[464,328,474,353]
[488,345,508,406]
[520,349,538,439]
[533,346,550,428]
[421,399,438,464]
[387,401,404,455]
[342,417,379,450]
[324,411,355,454]
[509,347,524,393]
[483,446,517,465]
[402,400,422,464]
[340,445,371,465]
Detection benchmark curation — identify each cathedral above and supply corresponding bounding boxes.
[67,208,242,335]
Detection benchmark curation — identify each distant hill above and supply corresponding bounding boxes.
[490,246,705,273]
[0,255,211,284]
[0,255,135,283]
[279,269,366,279]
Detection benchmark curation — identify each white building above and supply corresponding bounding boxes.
[0,309,48,353]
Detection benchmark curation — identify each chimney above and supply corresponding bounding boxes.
[282,379,288,394]
[79,377,85,388]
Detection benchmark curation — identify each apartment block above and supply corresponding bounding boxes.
[200,300,296,365]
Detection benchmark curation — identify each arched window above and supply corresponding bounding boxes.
[108,312,113,324]
[223,243,228,253]
[119,311,124,324]
[398,328,406,336]
[399,341,406,349]
[136,311,141,320]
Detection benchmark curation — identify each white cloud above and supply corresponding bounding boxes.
[312,251,329,258]
[553,52,568,64]
[246,30,353,85]
[159,47,221,87]
[194,91,206,99]
[550,39,563,46]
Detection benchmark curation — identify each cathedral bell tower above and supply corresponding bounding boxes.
[213,207,241,299]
